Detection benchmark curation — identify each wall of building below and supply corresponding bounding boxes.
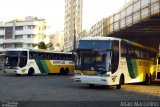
[50,31,64,51]
[64,0,83,52]
[0,16,48,50]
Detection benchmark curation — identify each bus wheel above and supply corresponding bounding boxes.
[60,68,65,75]
[144,74,151,85]
[16,74,21,76]
[65,68,69,75]
[28,68,34,76]
[116,75,124,89]
[89,84,95,88]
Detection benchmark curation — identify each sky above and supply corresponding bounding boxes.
[0,0,128,33]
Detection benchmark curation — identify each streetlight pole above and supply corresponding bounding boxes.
[73,0,76,52]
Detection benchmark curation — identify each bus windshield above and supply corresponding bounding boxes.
[5,51,27,68]
[76,50,111,73]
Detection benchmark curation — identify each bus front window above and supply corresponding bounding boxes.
[5,51,27,68]
[5,56,19,68]
[76,50,111,73]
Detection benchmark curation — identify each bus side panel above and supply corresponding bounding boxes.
[149,61,156,80]
[45,60,54,73]
[40,60,49,73]
[45,60,75,74]
[27,60,41,74]
[119,58,149,83]
[35,60,47,73]
[135,59,146,82]
[69,65,75,73]
[45,60,61,73]
[126,58,138,79]
[118,57,140,84]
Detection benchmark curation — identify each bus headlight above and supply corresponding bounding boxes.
[75,78,81,82]
[99,74,110,77]
[14,67,19,70]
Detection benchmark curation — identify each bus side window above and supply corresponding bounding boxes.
[29,52,34,59]
[121,41,128,57]
[33,53,37,59]
[66,54,73,60]
[111,41,119,73]
[61,54,66,60]
[121,43,126,57]
[141,49,146,59]
[135,47,140,58]
[54,54,59,60]
[45,53,49,60]
[48,53,52,60]
[111,51,119,73]
[40,53,44,59]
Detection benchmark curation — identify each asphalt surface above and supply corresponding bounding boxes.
[0,71,160,102]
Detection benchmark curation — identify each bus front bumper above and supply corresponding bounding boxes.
[4,69,18,74]
[74,75,114,86]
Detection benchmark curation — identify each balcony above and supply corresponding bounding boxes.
[3,38,39,44]
[3,39,24,43]
[15,21,39,26]
[15,29,39,35]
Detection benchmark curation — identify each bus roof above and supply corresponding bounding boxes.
[79,36,156,52]
[80,36,121,41]
[5,48,30,51]
[5,48,73,54]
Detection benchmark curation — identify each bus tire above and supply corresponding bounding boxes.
[144,74,151,85]
[65,68,69,75]
[157,72,160,79]
[28,68,34,76]
[60,68,65,75]
[16,74,21,76]
[89,84,95,88]
[116,75,124,89]
[149,73,152,84]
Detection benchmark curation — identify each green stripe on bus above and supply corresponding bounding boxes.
[126,58,138,79]
[35,60,46,73]
[40,60,49,73]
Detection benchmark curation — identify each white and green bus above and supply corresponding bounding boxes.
[74,37,157,89]
[4,48,75,76]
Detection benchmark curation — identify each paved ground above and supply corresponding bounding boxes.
[0,71,160,102]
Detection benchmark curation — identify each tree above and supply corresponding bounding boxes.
[46,42,55,50]
[38,41,47,49]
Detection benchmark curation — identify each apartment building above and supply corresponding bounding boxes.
[0,22,5,51]
[50,31,64,52]
[64,0,83,52]
[77,18,108,41]
[87,18,108,37]
[0,16,47,50]
[77,30,87,40]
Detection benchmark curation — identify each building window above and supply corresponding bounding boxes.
[27,34,37,38]
[5,44,13,48]
[27,25,36,29]
[15,35,23,39]
[0,35,4,39]
[5,27,13,39]
[15,44,23,48]
[15,26,23,30]
[27,44,33,48]
[0,27,4,30]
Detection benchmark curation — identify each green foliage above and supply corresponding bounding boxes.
[38,42,54,50]
[38,41,47,49]
[46,42,53,49]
